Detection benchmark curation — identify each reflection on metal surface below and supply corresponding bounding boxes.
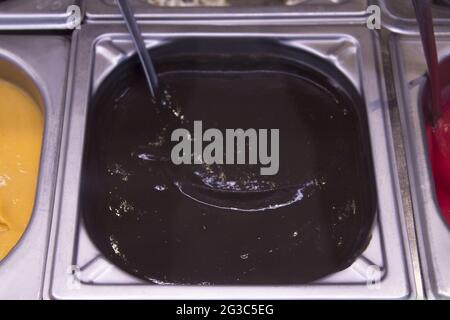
[86,0,369,19]
[143,0,349,7]
[0,0,84,30]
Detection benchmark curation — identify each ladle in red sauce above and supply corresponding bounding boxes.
[426,98,450,226]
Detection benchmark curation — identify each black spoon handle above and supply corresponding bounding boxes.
[412,0,442,125]
[117,0,159,98]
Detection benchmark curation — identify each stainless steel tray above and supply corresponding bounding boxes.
[85,0,369,21]
[43,22,415,299]
[379,0,450,34]
[0,35,71,299]
[0,0,84,30]
[390,34,450,299]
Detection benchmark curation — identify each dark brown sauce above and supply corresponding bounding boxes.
[81,40,376,284]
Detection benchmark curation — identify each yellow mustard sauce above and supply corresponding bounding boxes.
[0,79,43,261]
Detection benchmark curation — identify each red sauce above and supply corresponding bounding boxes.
[426,99,450,226]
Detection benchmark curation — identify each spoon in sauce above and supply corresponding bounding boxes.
[413,0,450,226]
[117,0,159,98]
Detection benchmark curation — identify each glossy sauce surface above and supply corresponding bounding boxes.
[82,53,376,284]
[426,99,450,226]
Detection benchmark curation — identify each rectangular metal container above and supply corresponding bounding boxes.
[0,35,71,299]
[0,0,84,30]
[85,0,369,21]
[43,22,415,299]
[390,34,450,299]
